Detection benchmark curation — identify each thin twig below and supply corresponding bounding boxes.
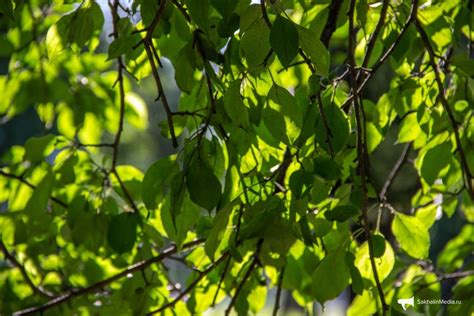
[13,239,204,315]
[111,168,140,213]
[0,170,68,208]
[360,0,390,69]
[147,250,230,315]
[134,0,178,147]
[76,142,114,148]
[342,0,419,112]
[414,270,474,294]
[224,239,263,316]
[272,265,285,316]
[110,0,127,170]
[0,241,55,298]
[144,43,178,147]
[379,143,411,200]
[211,256,232,307]
[316,92,334,158]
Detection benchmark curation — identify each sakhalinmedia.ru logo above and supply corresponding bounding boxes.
[417,299,462,305]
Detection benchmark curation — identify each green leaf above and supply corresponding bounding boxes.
[270,16,299,68]
[419,142,451,185]
[68,8,95,47]
[0,0,14,20]
[313,156,341,180]
[24,134,56,163]
[299,216,314,245]
[205,204,234,261]
[240,18,271,68]
[46,18,69,59]
[398,113,422,143]
[325,204,359,222]
[142,156,179,210]
[392,213,430,259]
[170,171,186,224]
[175,43,198,93]
[224,80,249,126]
[315,103,349,154]
[184,0,210,32]
[372,234,386,258]
[185,159,222,211]
[24,170,54,215]
[263,84,302,145]
[107,213,139,253]
[312,250,351,303]
[211,0,237,19]
[346,252,364,295]
[365,122,383,153]
[297,26,330,76]
[355,239,394,284]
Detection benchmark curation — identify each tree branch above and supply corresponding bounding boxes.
[110,0,126,170]
[342,0,419,112]
[111,168,140,213]
[13,239,204,315]
[211,255,232,307]
[360,0,390,69]
[379,142,411,201]
[272,265,285,316]
[347,0,388,313]
[414,18,474,200]
[147,250,230,315]
[414,270,474,294]
[143,43,178,148]
[134,0,178,147]
[0,240,55,298]
[320,0,343,47]
[224,239,262,316]
[316,92,334,158]
[0,170,68,209]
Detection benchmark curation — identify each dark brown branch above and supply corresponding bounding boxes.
[414,18,474,200]
[110,0,127,169]
[360,0,390,69]
[144,43,178,148]
[0,170,68,209]
[347,0,388,314]
[171,0,191,22]
[342,0,419,112]
[147,250,230,315]
[224,240,262,316]
[133,0,178,147]
[0,240,54,298]
[134,0,168,48]
[272,265,285,316]
[316,92,334,158]
[260,0,272,28]
[171,110,206,118]
[76,142,114,148]
[379,143,411,200]
[111,168,140,214]
[13,239,204,315]
[211,256,232,306]
[320,0,343,47]
[414,270,474,294]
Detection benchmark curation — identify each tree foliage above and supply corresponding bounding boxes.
[0,0,473,315]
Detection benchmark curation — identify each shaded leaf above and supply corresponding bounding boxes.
[270,16,299,67]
